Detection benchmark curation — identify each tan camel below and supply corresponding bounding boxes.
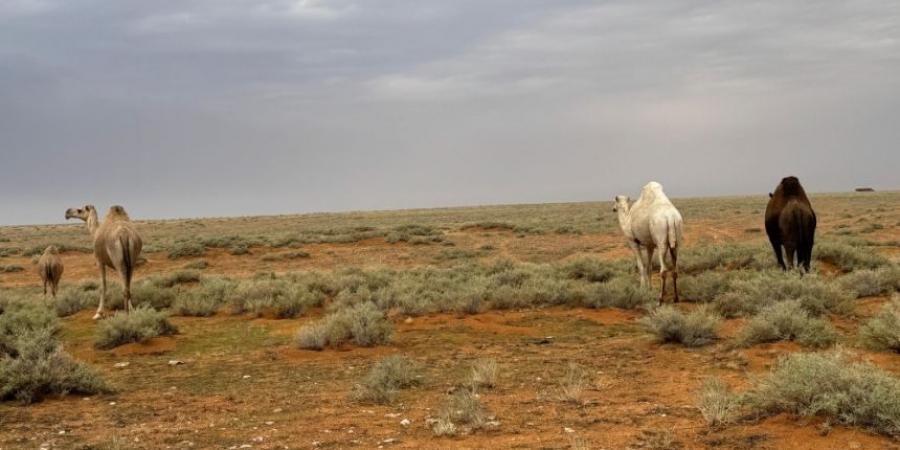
[65,205,143,319]
[37,245,64,299]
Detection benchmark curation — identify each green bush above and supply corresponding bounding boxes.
[167,241,207,259]
[744,351,900,437]
[696,378,739,426]
[725,273,852,317]
[560,257,616,283]
[0,329,110,403]
[94,307,178,349]
[815,241,891,271]
[837,268,899,298]
[150,270,202,288]
[680,244,768,273]
[51,288,95,317]
[131,282,178,310]
[678,271,738,303]
[349,355,423,404]
[582,277,655,310]
[261,251,311,261]
[0,300,108,403]
[297,302,392,350]
[860,297,900,352]
[229,278,325,318]
[641,305,720,347]
[736,301,837,348]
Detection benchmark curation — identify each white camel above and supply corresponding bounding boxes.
[613,181,683,303]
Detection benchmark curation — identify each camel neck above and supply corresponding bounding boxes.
[86,211,100,238]
[616,207,631,235]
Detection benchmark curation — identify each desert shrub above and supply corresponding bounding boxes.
[736,301,837,348]
[678,271,737,303]
[743,351,900,437]
[297,302,392,350]
[560,257,616,283]
[432,388,490,436]
[469,358,499,389]
[228,245,250,255]
[229,278,324,318]
[0,329,109,403]
[261,251,311,261]
[556,362,587,403]
[131,282,177,310]
[349,355,423,404]
[642,305,720,347]
[52,287,95,317]
[0,300,59,356]
[182,259,209,270]
[725,272,852,316]
[860,297,900,352]
[167,241,206,259]
[681,244,768,273]
[815,241,891,271]
[696,378,739,426]
[0,265,25,273]
[837,267,899,298]
[582,277,655,310]
[171,290,219,317]
[150,270,202,288]
[94,307,178,349]
[22,244,91,257]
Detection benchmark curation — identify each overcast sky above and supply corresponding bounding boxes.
[1,0,898,225]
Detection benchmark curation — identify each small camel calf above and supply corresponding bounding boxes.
[37,245,64,298]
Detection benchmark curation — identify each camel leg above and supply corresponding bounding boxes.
[669,247,679,303]
[658,246,669,305]
[628,243,647,288]
[95,265,107,320]
[42,280,48,299]
[784,244,796,272]
[769,238,786,271]
[645,245,655,292]
[122,268,133,313]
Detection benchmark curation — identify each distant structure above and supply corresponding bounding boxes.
[855,187,875,192]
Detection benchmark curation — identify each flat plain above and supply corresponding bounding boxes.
[1,191,898,450]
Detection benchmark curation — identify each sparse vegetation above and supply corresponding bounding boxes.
[815,241,891,271]
[0,265,24,273]
[432,388,491,436]
[743,351,900,437]
[736,300,837,348]
[297,302,392,349]
[167,241,207,259]
[261,251,311,261]
[696,378,739,426]
[0,300,109,403]
[860,296,900,352]
[556,362,587,403]
[94,307,178,349]
[350,355,423,404]
[642,305,720,347]
[469,358,499,389]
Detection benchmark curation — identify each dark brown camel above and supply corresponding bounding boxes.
[765,176,816,272]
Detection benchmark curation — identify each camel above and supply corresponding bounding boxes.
[37,245,64,299]
[65,205,143,319]
[765,176,816,272]
[613,181,684,303]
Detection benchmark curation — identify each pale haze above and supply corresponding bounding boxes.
[1,0,898,225]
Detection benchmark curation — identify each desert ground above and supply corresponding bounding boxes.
[1,192,899,450]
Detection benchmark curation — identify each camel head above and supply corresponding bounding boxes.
[612,195,631,213]
[43,245,59,255]
[65,205,96,222]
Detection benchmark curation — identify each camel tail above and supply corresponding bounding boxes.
[666,215,681,250]
[119,235,135,288]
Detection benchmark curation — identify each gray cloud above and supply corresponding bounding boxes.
[1,0,898,224]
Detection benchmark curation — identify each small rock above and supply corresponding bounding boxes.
[242,375,252,379]
[385,413,400,418]
[239,445,252,449]
[265,421,274,426]
[58,430,66,435]
[168,360,184,366]
[848,443,862,450]
[564,427,575,433]
[252,436,263,442]
[400,419,411,427]
[273,408,283,413]
[114,362,130,368]
[109,401,117,406]
[383,438,396,444]
[404,317,413,324]
[311,442,321,447]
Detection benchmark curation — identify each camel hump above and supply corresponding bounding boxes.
[106,205,131,221]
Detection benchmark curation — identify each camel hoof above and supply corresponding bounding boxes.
[92,313,102,320]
